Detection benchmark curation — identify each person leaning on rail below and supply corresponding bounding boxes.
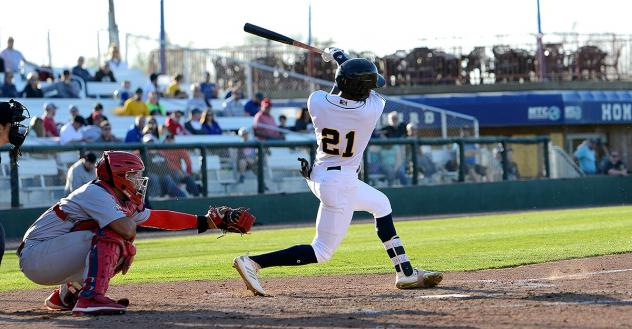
[0,99,31,266]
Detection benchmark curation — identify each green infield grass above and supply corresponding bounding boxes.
[1,205,631,292]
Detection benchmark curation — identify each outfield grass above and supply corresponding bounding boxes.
[1,206,631,292]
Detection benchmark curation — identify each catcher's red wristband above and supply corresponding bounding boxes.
[140,210,197,230]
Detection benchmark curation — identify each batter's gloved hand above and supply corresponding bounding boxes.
[298,157,312,180]
[200,206,255,235]
[321,47,349,65]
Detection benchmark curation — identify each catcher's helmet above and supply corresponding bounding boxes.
[96,151,148,207]
[335,58,385,101]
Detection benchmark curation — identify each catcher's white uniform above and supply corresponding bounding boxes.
[306,90,392,262]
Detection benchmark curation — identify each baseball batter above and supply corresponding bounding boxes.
[233,49,442,296]
[19,151,254,315]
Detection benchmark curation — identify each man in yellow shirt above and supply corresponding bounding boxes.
[115,88,149,116]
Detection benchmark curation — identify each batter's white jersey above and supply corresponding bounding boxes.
[308,90,385,168]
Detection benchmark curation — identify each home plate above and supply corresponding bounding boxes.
[415,294,471,299]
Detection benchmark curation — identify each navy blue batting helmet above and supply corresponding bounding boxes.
[335,58,385,101]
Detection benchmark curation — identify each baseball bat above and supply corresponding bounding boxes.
[243,23,324,55]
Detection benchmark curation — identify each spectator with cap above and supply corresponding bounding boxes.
[64,153,98,195]
[114,80,132,105]
[42,69,80,98]
[146,91,166,116]
[21,72,43,98]
[59,115,86,145]
[71,56,93,82]
[380,111,407,138]
[603,150,628,176]
[200,71,218,104]
[184,108,204,135]
[253,98,283,140]
[68,105,79,123]
[200,109,222,135]
[244,92,264,117]
[86,102,109,125]
[165,110,189,136]
[222,90,246,117]
[162,133,200,197]
[165,74,188,99]
[95,120,121,143]
[143,73,160,100]
[143,134,186,198]
[94,62,116,82]
[0,37,36,73]
[124,115,145,143]
[41,102,59,137]
[116,88,149,116]
[574,138,597,175]
[0,71,18,97]
[187,83,209,113]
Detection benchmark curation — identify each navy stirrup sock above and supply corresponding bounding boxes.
[376,214,414,276]
[250,244,317,269]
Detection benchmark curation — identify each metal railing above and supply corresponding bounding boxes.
[0,136,550,209]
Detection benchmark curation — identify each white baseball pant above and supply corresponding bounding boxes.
[19,231,94,285]
[307,164,392,263]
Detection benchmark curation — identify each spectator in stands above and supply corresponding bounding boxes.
[292,107,311,132]
[0,37,35,73]
[143,134,186,198]
[124,115,145,143]
[114,80,132,105]
[95,120,121,143]
[71,56,93,82]
[278,114,288,130]
[165,74,188,99]
[490,145,520,181]
[0,71,18,97]
[244,92,264,117]
[187,83,209,113]
[59,115,86,145]
[116,88,149,116]
[64,153,97,195]
[41,102,59,137]
[165,110,189,136]
[146,91,166,116]
[574,138,597,175]
[42,69,80,98]
[406,123,438,181]
[21,72,43,98]
[68,105,79,123]
[253,98,283,140]
[603,150,628,176]
[94,62,116,82]
[162,133,200,197]
[29,116,45,137]
[237,127,257,184]
[143,117,160,139]
[380,111,407,138]
[143,73,160,100]
[381,144,410,186]
[460,129,488,182]
[200,109,222,135]
[86,102,109,125]
[184,108,204,135]
[81,114,104,143]
[200,71,218,104]
[0,56,4,73]
[222,90,246,117]
[106,44,127,70]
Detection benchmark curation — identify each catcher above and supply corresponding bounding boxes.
[18,151,254,316]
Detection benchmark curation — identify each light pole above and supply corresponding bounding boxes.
[536,0,546,81]
[160,0,166,74]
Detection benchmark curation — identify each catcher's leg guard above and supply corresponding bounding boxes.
[73,229,128,315]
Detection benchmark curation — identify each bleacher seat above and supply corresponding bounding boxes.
[85,82,119,99]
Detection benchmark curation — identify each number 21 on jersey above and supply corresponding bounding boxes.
[321,128,356,157]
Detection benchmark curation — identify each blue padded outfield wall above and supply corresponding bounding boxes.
[401,90,632,127]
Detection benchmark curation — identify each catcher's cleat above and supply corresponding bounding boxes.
[396,269,443,289]
[233,255,266,296]
[72,294,127,316]
[45,282,80,311]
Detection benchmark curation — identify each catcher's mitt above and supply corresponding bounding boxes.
[205,206,255,235]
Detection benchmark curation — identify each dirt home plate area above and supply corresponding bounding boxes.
[2,254,632,328]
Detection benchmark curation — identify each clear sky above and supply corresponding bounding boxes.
[1,0,630,68]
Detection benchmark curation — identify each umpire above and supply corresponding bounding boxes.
[0,99,31,266]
